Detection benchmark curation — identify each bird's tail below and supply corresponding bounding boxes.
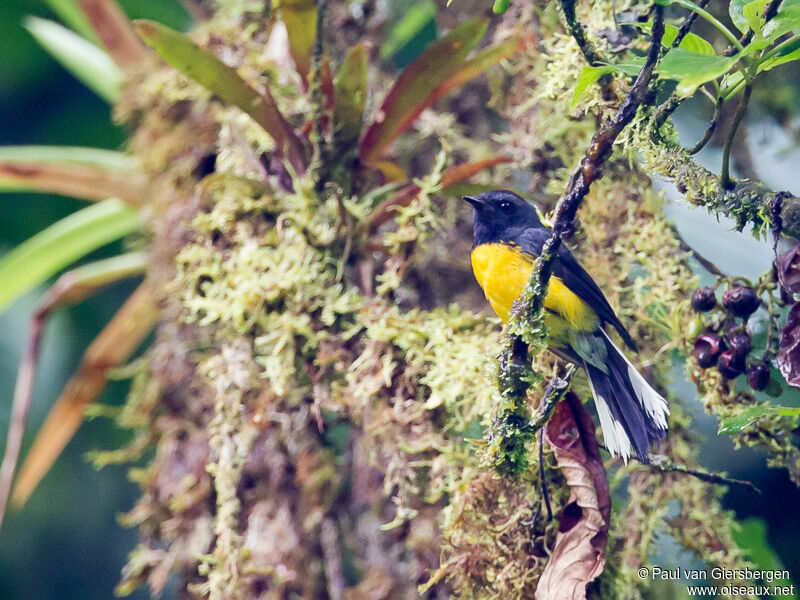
[582,330,669,463]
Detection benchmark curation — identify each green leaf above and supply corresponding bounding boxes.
[0,199,141,315]
[24,17,122,103]
[657,47,739,96]
[571,66,614,108]
[731,518,796,592]
[43,0,101,44]
[334,44,368,147]
[743,0,769,33]
[759,35,800,71]
[763,0,800,39]
[730,0,751,33]
[493,0,511,15]
[0,146,134,171]
[638,22,716,55]
[380,1,437,60]
[272,0,317,81]
[718,404,800,435]
[134,20,307,173]
[360,20,499,162]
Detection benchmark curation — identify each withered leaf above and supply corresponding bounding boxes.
[777,302,800,388]
[536,393,610,600]
[775,244,800,295]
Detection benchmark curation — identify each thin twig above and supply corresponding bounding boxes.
[311,0,328,192]
[538,428,552,521]
[647,455,762,494]
[689,96,722,155]
[721,83,753,190]
[670,223,726,277]
[557,0,601,66]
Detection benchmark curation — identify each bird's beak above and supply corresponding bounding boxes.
[463,195,483,209]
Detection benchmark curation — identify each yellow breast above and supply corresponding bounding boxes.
[470,242,599,335]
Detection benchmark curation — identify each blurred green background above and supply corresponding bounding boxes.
[1,1,799,599]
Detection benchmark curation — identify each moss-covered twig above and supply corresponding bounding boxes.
[310,0,328,191]
[720,83,753,190]
[556,0,601,66]
[489,7,666,476]
[647,454,761,494]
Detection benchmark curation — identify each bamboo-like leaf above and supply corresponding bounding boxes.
[272,0,317,84]
[0,146,135,170]
[367,156,510,233]
[0,252,147,532]
[718,405,800,434]
[75,0,147,67]
[334,44,368,147]
[359,21,517,163]
[0,198,141,315]
[43,0,101,44]
[134,20,308,174]
[0,154,145,203]
[10,283,157,509]
[24,17,122,103]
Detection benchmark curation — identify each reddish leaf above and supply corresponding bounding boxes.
[366,156,510,234]
[775,244,800,295]
[537,393,610,600]
[777,303,800,388]
[76,0,147,67]
[10,283,157,509]
[358,20,488,164]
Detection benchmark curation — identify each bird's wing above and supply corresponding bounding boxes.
[517,227,637,351]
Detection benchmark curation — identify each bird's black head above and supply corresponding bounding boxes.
[464,190,542,246]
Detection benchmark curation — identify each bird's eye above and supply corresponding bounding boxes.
[499,201,512,210]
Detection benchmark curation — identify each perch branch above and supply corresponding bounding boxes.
[489,8,666,475]
[647,455,761,494]
[557,0,601,66]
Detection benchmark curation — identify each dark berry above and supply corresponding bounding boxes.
[691,287,717,312]
[747,363,771,391]
[717,350,746,379]
[693,333,724,368]
[725,330,751,358]
[722,286,760,318]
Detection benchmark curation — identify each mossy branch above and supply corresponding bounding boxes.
[488,6,666,474]
[556,0,601,66]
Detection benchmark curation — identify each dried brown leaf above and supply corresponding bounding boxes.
[10,283,157,508]
[537,393,610,600]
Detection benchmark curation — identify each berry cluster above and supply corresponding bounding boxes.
[690,284,771,391]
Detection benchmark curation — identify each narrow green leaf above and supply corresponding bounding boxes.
[134,20,307,173]
[272,0,317,82]
[359,20,495,163]
[0,146,134,171]
[730,0,751,33]
[43,0,100,44]
[759,36,800,71]
[0,199,141,314]
[571,66,614,108]
[24,17,121,103]
[718,404,800,435]
[380,1,437,60]
[334,44,368,147]
[657,47,739,96]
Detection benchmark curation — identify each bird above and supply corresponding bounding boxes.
[464,189,668,463]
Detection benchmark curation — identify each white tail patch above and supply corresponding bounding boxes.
[584,364,632,463]
[600,330,670,430]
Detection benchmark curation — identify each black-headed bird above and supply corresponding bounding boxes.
[465,189,668,463]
